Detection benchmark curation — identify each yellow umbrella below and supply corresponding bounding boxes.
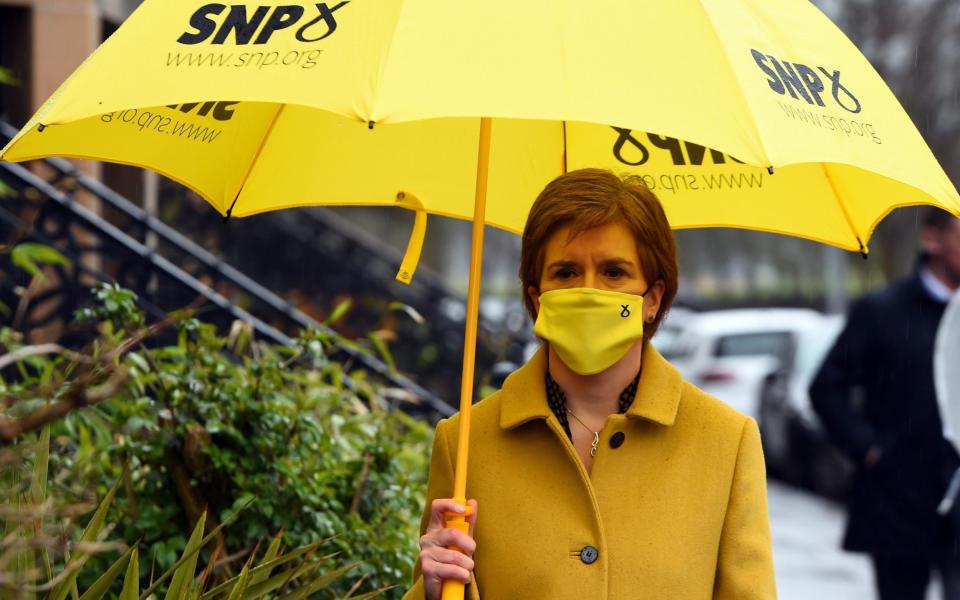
[3,0,958,244]
[3,1,960,597]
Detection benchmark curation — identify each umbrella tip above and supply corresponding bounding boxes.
[223,193,240,223]
[368,121,375,130]
[37,124,46,132]
[858,238,868,260]
[767,166,774,175]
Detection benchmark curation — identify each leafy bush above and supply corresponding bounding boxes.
[2,431,377,599]
[1,283,434,598]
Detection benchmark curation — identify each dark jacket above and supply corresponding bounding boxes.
[810,271,957,557]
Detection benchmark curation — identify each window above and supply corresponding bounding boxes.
[714,332,792,360]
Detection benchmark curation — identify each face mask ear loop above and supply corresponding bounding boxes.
[640,283,654,324]
[536,293,549,367]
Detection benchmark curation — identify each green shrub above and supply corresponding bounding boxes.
[1,283,434,598]
[2,434,377,599]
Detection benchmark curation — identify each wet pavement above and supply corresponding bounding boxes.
[769,480,874,599]
[768,480,945,600]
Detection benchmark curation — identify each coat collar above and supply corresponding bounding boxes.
[498,343,682,430]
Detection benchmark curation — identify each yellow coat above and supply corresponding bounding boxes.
[404,344,776,599]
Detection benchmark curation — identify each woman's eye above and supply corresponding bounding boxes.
[555,268,576,279]
[604,267,625,278]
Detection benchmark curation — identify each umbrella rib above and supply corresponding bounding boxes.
[224,103,287,220]
[366,0,409,124]
[695,0,772,166]
[561,120,568,174]
[820,163,867,257]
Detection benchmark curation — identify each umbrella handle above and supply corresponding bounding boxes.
[440,116,492,600]
[440,501,475,600]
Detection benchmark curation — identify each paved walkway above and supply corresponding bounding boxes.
[769,481,874,599]
[768,481,948,599]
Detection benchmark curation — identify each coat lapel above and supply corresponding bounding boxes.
[498,343,682,430]
[626,344,682,426]
[499,346,552,430]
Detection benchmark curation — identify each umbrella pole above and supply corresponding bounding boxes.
[441,116,492,600]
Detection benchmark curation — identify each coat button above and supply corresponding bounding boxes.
[580,545,599,565]
[610,432,626,449]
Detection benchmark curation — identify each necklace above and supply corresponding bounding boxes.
[566,408,600,457]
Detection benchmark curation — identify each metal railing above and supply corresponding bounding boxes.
[0,121,454,417]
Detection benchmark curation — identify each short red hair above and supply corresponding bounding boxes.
[519,168,678,340]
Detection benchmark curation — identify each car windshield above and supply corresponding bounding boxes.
[714,332,792,360]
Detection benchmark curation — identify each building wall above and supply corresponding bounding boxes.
[0,0,100,114]
[0,0,139,113]
[1,0,144,196]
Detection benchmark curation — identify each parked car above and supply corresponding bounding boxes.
[757,315,854,498]
[650,306,695,357]
[663,308,825,418]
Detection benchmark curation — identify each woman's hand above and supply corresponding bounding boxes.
[419,498,479,600]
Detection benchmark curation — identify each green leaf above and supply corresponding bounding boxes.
[11,243,70,280]
[249,531,284,587]
[227,320,253,355]
[0,66,18,86]
[119,548,140,600]
[344,588,392,600]
[367,333,396,374]
[78,544,136,600]
[223,561,252,600]
[163,512,207,600]
[32,426,54,582]
[325,299,352,326]
[227,554,333,600]
[141,497,254,600]
[202,543,321,600]
[387,301,425,325]
[10,515,35,599]
[273,563,356,600]
[30,426,50,504]
[71,573,81,600]
[49,481,121,600]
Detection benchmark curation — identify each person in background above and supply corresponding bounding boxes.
[810,207,960,600]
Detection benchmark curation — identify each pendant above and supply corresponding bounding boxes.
[590,432,599,457]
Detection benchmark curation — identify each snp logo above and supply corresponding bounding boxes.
[611,128,743,167]
[177,2,350,45]
[166,101,238,122]
[751,49,861,114]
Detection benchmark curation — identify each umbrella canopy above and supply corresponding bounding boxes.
[6,113,959,257]
[3,3,960,596]
[3,0,958,253]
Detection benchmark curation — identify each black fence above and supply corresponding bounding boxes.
[0,121,459,419]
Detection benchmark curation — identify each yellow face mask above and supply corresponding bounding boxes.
[533,287,648,376]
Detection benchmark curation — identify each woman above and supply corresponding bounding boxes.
[404,169,776,600]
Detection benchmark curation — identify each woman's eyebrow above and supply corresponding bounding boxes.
[546,260,578,270]
[598,257,635,267]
